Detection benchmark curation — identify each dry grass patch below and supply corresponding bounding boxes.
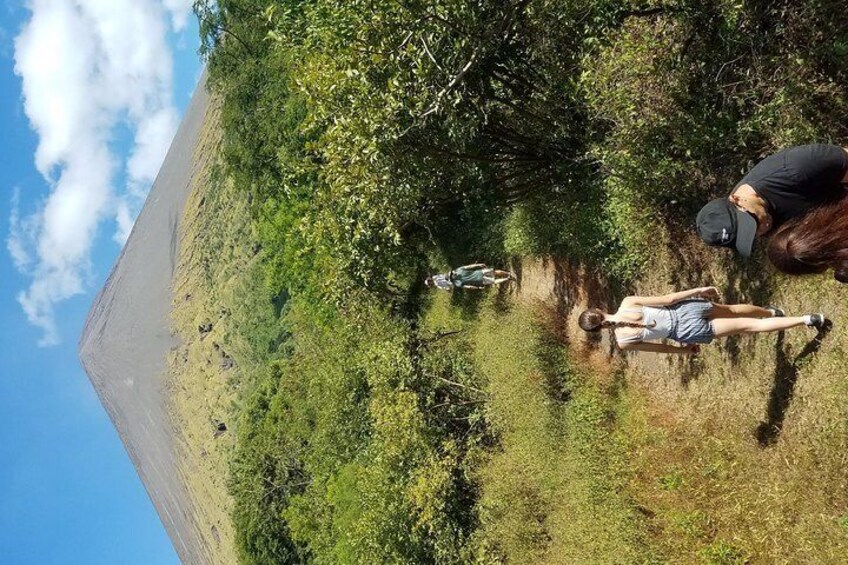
[164,101,246,565]
[615,228,848,563]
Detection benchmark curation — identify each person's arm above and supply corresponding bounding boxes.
[621,286,719,308]
[619,342,700,355]
[459,263,487,270]
[462,285,485,290]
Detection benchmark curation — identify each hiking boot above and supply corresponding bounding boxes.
[805,313,826,328]
[766,305,785,317]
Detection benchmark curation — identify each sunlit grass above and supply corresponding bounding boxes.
[165,104,244,564]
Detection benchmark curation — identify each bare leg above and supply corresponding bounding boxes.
[710,303,772,319]
[493,270,513,278]
[492,277,512,285]
[712,316,807,338]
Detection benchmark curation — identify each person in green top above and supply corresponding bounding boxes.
[449,263,515,290]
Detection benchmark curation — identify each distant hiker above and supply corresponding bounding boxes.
[767,199,848,282]
[424,273,454,291]
[697,144,848,258]
[579,286,826,355]
[426,263,515,291]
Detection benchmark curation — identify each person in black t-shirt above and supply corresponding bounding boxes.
[696,144,848,258]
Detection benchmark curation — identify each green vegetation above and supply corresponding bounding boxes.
[182,0,848,563]
[457,300,648,563]
[167,105,242,565]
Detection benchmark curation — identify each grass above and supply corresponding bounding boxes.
[423,288,651,563]
[172,189,848,563]
[489,7,848,557]
[175,2,848,562]
[421,235,848,564]
[608,227,848,563]
[164,99,245,564]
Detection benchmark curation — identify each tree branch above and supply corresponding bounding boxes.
[420,44,482,117]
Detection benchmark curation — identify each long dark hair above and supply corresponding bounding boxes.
[767,199,848,282]
[578,308,654,332]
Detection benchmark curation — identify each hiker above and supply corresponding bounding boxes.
[424,273,454,291]
[425,263,515,291]
[579,286,826,355]
[766,198,848,282]
[696,144,848,258]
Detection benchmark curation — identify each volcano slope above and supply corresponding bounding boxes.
[79,72,234,564]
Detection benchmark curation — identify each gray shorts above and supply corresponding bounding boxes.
[669,299,715,344]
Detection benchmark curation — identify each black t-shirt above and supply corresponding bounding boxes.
[737,144,848,229]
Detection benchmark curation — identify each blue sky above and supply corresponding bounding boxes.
[1,1,202,563]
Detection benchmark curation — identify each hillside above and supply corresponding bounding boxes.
[189,1,848,562]
[78,73,233,564]
[81,1,848,563]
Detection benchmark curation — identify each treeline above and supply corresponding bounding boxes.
[193,0,848,562]
[196,0,651,302]
[195,2,617,561]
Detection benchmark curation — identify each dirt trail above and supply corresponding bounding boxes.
[511,256,621,373]
[509,252,729,387]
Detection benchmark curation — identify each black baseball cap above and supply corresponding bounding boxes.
[696,198,758,258]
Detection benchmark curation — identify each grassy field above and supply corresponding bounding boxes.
[421,245,848,563]
[177,0,848,562]
[614,232,848,564]
[166,174,848,563]
[165,98,244,565]
[424,290,648,563]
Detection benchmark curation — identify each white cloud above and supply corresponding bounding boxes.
[12,0,194,345]
[113,104,179,245]
[163,0,195,32]
[18,262,85,347]
[113,200,134,245]
[128,106,179,195]
[7,188,34,273]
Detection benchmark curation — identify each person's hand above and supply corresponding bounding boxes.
[699,286,720,300]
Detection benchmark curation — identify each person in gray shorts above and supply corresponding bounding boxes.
[579,286,825,355]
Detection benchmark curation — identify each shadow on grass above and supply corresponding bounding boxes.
[755,321,833,446]
[492,281,514,315]
[449,286,487,320]
[676,355,705,387]
[533,318,573,404]
[510,259,523,290]
[448,277,517,321]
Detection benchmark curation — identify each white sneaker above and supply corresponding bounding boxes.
[805,313,826,328]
